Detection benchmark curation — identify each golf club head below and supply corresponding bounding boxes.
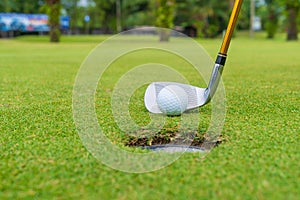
[144,62,225,114]
[144,82,207,114]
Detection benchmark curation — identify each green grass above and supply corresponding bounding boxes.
[0,34,299,199]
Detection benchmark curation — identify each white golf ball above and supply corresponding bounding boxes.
[157,85,188,115]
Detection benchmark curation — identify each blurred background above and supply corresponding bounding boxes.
[0,0,299,41]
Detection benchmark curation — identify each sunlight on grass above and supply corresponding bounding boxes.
[0,33,299,199]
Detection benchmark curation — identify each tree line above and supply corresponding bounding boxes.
[0,0,299,42]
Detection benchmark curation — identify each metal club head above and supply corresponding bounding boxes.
[144,82,206,114]
[144,63,224,114]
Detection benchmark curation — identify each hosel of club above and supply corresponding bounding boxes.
[204,53,227,104]
[203,0,242,104]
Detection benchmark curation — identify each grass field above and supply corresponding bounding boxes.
[0,33,299,199]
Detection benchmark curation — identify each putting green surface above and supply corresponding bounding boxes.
[0,34,299,199]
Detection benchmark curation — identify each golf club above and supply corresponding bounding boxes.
[144,0,243,115]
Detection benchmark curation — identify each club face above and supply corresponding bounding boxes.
[144,82,207,114]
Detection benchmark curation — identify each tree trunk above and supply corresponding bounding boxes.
[266,6,278,39]
[159,29,170,42]
[229,0,235,9]
[287,5,299,41]
[155,0,175,42]
[116,0,122,32]
[250,0,255,38]
[46,0,61,42]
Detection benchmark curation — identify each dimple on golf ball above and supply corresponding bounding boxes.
[157,85,188,115]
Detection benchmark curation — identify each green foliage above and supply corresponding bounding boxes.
[92,0,116,31]
[61,0,81,30]
[175,0,229,38]
[238,0,252,30]
[1,0,299,40]
[0,0,10,12]
[122,0,155,27]
[298,6,300,31]
[0,0,43,13]
[262,0,300,40]
[264,0,280,38]
[155,0,175,28]
[175,0,203,28]
[155,0,175,41]
[285,0,300,8]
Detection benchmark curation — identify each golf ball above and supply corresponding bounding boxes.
[157,85,188,115]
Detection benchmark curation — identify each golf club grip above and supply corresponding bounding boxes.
[220,0,243,55]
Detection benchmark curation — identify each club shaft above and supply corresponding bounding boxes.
[206,0,243,103]
[219,0,243,55]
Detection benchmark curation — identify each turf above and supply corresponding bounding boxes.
[0,34,299,199]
